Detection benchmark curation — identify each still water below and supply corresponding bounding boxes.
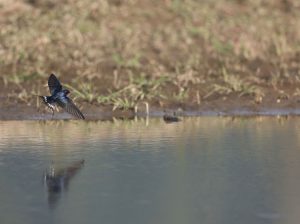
[1,117,300,224]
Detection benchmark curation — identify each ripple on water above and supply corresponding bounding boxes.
[0,118,300,224]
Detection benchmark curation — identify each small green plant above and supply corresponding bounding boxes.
[112,53,141,69]
[204,67,262,98]
[212,38,233,55]
[96,73,169,110]
[3,73,43,86]
[173,87,188,101]
[64,83,96,103]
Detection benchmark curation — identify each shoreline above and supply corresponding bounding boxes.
[2,104,300,121]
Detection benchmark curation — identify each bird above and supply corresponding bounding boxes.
[44,159,85,208]
[39,73,85,119]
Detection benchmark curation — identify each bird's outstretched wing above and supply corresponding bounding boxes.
[56,96,85,119]
[48,74,62,95]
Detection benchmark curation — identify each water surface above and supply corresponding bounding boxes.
[1,117,300,224]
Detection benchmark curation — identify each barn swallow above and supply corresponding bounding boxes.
[44,159,85,193]
[39,74,85,119]
[44,159,85,208]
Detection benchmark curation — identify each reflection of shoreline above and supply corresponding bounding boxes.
[44,160,85,209]
[0,116,297,148]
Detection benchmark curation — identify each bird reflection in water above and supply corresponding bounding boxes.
[44,159,85,208]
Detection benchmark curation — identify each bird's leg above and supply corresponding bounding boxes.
[51,108,54,120]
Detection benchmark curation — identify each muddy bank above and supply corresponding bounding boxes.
[2,95,300,120]
[2,0,300,120]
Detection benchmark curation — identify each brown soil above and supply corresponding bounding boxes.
[1,0,300,120]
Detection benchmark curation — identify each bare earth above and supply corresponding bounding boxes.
[1,0,300,120]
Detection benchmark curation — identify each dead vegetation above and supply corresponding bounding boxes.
[1,0,300,111]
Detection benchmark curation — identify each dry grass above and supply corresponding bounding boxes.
[1,0,300,110]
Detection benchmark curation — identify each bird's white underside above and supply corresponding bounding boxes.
[43,97,57,111]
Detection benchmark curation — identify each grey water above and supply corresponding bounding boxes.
[1,117,300,224]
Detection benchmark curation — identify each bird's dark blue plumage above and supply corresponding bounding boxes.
[39,74,85,119]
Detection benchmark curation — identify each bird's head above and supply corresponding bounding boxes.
[63,89,70,95]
